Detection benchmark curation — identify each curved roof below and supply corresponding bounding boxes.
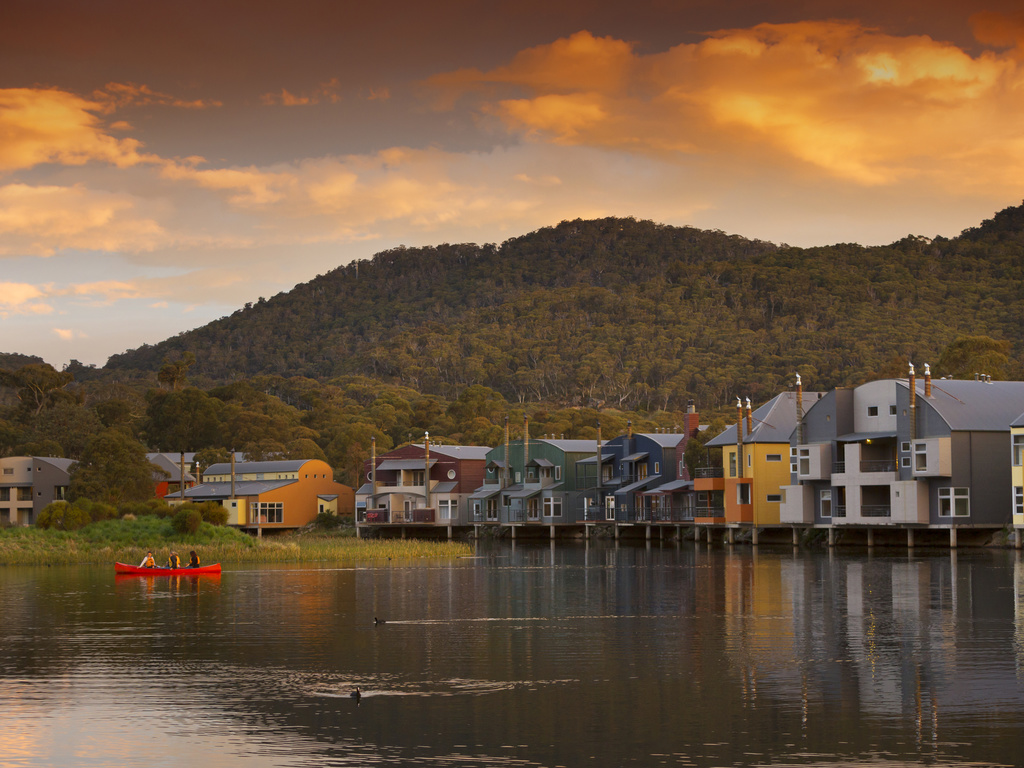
[908,379,1024,431]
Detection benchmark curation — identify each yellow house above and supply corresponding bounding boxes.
[167,458,354,531]
[1012,414,1024,529]
[698,391,821,528]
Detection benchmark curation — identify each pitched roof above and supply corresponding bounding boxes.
[909,379,1024,431]
[203,459,315,474]
[419,444,489,460]
[166,479,295,499]
[707,391,823,447]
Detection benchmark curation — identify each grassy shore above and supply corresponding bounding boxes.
[0,517,473,566]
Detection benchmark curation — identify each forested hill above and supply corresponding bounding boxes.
[104,207,1024,410]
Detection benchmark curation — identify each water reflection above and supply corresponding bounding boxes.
[0,547,1021,767]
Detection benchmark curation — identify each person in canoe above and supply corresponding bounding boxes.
[139,551,156,568]
[186,550,200,568]
[167,551,181,569]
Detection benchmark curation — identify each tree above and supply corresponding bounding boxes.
[157,352,196,391]
[0,364,74,416]
[937,335,1011,380]
[144,388,222,451]
[69,429,159,505]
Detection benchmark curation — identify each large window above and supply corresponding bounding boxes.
[0,488,8,501]
[438,499,454,520]
[1015,487,1023,517]
[914,443,928,472]
[1013,435,1024,466]
[543,496,563,518]
[16,487,31,501]
[820,489,832,518]
[486,498,498,521]
[938,487,970,517]
[252,502,283,523]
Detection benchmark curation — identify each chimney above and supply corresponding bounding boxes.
[795,373,804,446]
[909,363,916,441]
[686,399,699,439]
[371,435,377,500]
[523,415,530,479]
[504,416,510,489]
[924,363,932,398]
[736,398,744,479]
[745,397,753,436]
[424,431,431,513]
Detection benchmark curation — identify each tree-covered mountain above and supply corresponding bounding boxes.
[103,207,1024,411]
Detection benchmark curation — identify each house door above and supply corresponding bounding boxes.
[605,496,616,521]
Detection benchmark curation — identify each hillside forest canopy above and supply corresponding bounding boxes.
[3,205,1024,487]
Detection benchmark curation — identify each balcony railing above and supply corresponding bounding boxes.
[365,508,437,524]
[860,460,897,473]
[696,467,724,479]
[862,505,892,518]
[695,505,726,518]
[834,505,846,518]
[833,462,846,474]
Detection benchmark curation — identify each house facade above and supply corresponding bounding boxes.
[147,452,197,499]
[698,390,823,528]
[781,367,1024,534]
[471,437,596,526]
[0,456,75,526]
[355,440,488,528]
[168,458,353,531]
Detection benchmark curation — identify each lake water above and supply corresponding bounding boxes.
[1,542,1023,767]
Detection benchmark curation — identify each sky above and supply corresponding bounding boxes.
[3,0,1024,368]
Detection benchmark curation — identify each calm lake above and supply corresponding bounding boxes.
[1,541,1023,767]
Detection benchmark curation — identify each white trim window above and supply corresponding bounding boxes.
[1013,434,1024,467]
[543,496,563,518]
[938,487,970,517]
[820,489,832,518]
[438,499,454,520]
[252,501,283,523]
[914,443,928,472]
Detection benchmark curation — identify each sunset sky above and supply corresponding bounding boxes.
[4,0,1024,368]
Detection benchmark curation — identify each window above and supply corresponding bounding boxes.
[766,454,782,462]
[766,494,782,502]
[914,443,928,472]
[554,466,562,481]
[820,489,832,518]
[2,467,12,475]
[729,453,737,477]
[543,496,563,517]
[747,454,751,468]
[737,484,751,505]
[938,487,970,517]
[1014,434,1024,466]
[526,498,539,520]
[411,470,425,486]
[901,442,911,453]
[654,462,660,474]
[0,488,8,501]
[890,405,898,415]
[502,495,511,506]
[901,457,910,468]
[16,488,31,501]
[252,502,283,523]
[515,471,522,483]
[799,448,810,476]
[868,406,878,416]
[1016,487,1023,517]
[438,499,454,520]
[486,499,498,521]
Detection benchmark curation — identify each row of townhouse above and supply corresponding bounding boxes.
[355,406,704,532]
[1,453,353,533]
[698,366,1024,542]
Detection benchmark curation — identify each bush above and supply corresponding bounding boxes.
[36,501,92,531]
[314,511,343,530]
[190,501,229,526]
[172,508,202,535]
[73,498,117,523]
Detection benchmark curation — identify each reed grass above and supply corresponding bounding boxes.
[0,519,472,566]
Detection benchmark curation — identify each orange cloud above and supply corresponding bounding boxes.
[161,162,298,205]
[92,82,222,113]
[0,183,166,256]
[427,23,1024,191]
[260,78,341,106]
[0,88,157,171]
[971,11,1024,50]
[0,282,52,317]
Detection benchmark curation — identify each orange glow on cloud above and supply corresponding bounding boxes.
[429,22,1024,190]
[92,82,222,112]
[0,282,52,317]
[260,78,342,106]
[0,88,154,171]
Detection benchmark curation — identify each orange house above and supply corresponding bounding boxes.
[166,458,354,532]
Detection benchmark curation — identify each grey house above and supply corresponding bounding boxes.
[0,456,76,525]
[781,369,1024,532]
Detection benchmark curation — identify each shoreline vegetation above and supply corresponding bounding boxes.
[0,517,472,566]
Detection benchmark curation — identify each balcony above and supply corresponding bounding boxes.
[695,467,724,478]
[860,460,897,473]
[861,505,891,518]
[365,508,437,524]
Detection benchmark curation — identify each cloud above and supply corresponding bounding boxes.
[52,328,86,341]
[64,280,145,305]
[426,24,1024,191]
[0,282,53,317]
[92,82,223,112]
[0,183,167,256]
[0,87,159,172]
[260,78,342,106]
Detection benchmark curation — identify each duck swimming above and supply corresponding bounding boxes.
[350,687,361,700]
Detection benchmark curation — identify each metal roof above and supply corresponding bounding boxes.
[620,452,649,462]
[432,481,458,493]
[576,453,616,464]
[616,475,661,495]
[376,459,437,471]
[469,486,501,500]
[529,458,554,467]
[643,479,693,494]
[707,391,824,447]
[422,444,489,460]
[907,380,1024,431]
[203,459,315,475]
[167,479,295,499]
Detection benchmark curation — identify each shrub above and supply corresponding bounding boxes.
[73,498,117,523]
[314,511,343,530]
[172,508,202,535]
[36,501,92,531]
[190,501,229,526]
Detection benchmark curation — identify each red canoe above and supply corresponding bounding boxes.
[115,562,222,575]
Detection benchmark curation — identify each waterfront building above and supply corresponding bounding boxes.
[0,456,75,526]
